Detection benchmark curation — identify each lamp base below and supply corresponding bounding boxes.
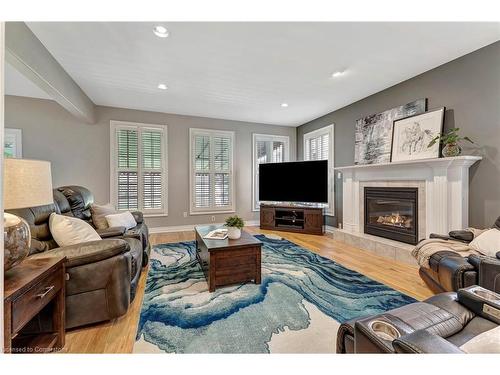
[4,212,31,271]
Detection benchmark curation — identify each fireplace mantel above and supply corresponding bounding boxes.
[335,156,482,238]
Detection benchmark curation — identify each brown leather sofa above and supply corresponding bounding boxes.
[56,186,151,267]
[418,216,500,294]
[337,286,500,353]
[7,189,144,329]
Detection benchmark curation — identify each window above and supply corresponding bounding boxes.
[252,134,290,210]
[110,121,168,216]
[190,128,235,214]
[303,124,334,214]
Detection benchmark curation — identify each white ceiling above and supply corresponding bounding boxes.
[6,22,500,126]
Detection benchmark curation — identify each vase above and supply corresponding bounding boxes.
[442,143,462,157]
[4,213,31,271]
[227,227,241,240]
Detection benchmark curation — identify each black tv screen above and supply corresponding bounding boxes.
[259,160,328,204]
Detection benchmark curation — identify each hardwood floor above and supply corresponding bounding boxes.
[61,227,433,353]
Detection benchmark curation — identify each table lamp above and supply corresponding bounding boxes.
[4,159,53,270]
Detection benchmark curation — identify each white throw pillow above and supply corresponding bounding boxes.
[49,213,101,247]
[91,203,117,230]
[469,228,500,257]
[105,211,137,230]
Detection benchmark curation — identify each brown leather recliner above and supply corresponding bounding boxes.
[56,186,151,267]
[337,286,500,353]
[7,190,143,329]
[418,216,500,294]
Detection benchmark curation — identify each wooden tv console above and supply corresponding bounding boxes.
[259,204,324,235]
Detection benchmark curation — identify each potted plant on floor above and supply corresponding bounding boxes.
[427,127,474,157]
[225,215,244,239]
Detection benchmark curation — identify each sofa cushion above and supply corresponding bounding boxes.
[7,204,59,254]
[58,186,94,221]
[49,213,101,247]
[469,228,500,257]
[105,211,137,230]
[91,203,116,229]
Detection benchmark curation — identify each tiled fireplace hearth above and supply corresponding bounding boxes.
[332,156,481,265]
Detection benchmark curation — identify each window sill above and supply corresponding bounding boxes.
[189,210,236,216]
[143,213,169,218]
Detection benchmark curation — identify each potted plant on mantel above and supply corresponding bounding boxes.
[225,215,244,240]
[428,127,474,157]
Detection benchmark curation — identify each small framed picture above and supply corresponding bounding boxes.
[4,128,23,158]
[390,107,445,162]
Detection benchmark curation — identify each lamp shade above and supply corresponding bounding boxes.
[3,159,53,209]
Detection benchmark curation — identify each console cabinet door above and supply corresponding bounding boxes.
[260,207,275,228]
[304,210,323,233]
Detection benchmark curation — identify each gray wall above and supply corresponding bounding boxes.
[297,41,500,228]
[5,96,296,228]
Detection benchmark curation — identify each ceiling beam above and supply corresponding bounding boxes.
[5,22,96,123]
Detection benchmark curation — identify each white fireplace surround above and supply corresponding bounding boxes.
[335,156,482,240]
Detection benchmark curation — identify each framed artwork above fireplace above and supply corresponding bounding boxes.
[391,107,445,162]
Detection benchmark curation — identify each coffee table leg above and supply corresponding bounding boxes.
[255,250,261,284]
[209,253,216,292]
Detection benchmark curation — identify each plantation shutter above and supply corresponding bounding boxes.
[117,129,139,210]
[307,133,329,161]
[194,135,211,208]
[253,135,289,210]
[191,130,234,212]
[113,123,167,214]
[214,136,231,207]
[142,129,164,209]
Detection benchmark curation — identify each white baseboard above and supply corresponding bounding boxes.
[149,220,260,234]
[325,225,336,233]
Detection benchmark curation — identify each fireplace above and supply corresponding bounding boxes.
[364,187,418,245]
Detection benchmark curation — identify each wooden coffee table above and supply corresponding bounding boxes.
[195,225,262,292]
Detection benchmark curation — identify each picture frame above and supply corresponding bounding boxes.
[390,107,445,162]
[4,128,23,158]
[354,98,427,165]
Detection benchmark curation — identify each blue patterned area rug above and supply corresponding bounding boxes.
[133,234,415,353]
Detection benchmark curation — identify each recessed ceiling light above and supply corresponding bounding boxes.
[157,83,168,90]
[153,25,169,38]
[331,70,345,78]
[281,103,289,108]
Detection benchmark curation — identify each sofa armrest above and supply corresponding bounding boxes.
[448,230,474,243]
[131,211,144,224]
[30,239,130,268]
[438,256,476,291]
[429,230,473,243]
[469,254,500,292]
[429,233,452,241]
[96,226,127,238]
[393,330,464,353]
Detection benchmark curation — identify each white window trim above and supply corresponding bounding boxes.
[252,133,290,211]
[110,120,168,217]
[303,124,335,215]
[189,128,235,215]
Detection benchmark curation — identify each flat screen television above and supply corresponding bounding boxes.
[259,160,328,204]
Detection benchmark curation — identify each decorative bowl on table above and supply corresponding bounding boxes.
[4,212,31,271]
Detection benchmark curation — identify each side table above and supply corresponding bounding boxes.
[4,256,66,353]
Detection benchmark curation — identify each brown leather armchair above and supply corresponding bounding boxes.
[7,192,143,329]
